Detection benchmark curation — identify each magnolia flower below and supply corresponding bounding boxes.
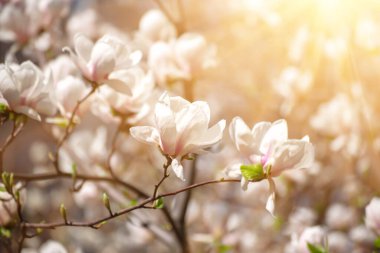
[0,61,57,121]
[0,1,40,43]
[138,9,177,43]
[64,34,142,95]
[286,226,327,253]
[130,93,226,180]
[365,197,380,235]
[228,117,314,215]
[148,33,216,85]
[94,67,154,124]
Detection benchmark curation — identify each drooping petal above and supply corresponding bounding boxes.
[265,177,276,217]
[171,158,185,181]
[130,126,161,147]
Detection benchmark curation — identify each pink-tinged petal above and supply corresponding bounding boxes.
[229,117,254,153]
[74,34,93,62]
[62,46,89,78]
[265,177,276,217]
[270,139,314,177]
[105,79,132,96]
[260,119,288,154]
[171,158,185,181]
[13,105,41,121]
[130,126,161,147]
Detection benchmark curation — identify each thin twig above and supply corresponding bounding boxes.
[53,87,97,173]
[22,178,251,230]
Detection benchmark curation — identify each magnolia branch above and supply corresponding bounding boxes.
[53,86,97,173]
[12,171,147,198]
[22,178,249,230]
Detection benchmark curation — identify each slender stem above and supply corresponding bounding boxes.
[177,158,197,253]
[12,171,147,198]
[53,87,96,173]
[152,156,172,200]
[22,178,245,229]
[0,120,24,173]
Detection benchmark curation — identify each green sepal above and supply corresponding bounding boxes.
[240,164,265,181]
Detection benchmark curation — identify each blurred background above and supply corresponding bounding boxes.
[2,0,380,252]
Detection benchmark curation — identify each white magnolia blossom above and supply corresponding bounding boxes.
[130,92,226,180]
[0,1,40,43]
[138,9,177,43]
[94,67,154,124]
[365,197,380,235]
[286,226,327,253]
[148,33,216,85]
[64,34,142,95]
[0,61,57,121]
[55,75,90,117]
[228,117,314,215]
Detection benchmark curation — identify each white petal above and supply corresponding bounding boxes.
[260,119,288,154]
[183,119,226,155]
[241,177,249,191]
[105,79,132,96]
[0,65,19,106]
[171,158,185,181]
[271,139,314,177]
[88,42,116,81]
[130,126,161,146]
[251,121,271,153]
[13,105,41,121]
[74,34,93,62]
[229,117,253,152]
[155,93,177,154]
[265,177,276,217]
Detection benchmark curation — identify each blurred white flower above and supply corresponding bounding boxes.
[0,1,40,43]
[228,117,314,215]
[38,0,70,28]
[39,240,67,253]
[148,33,216,85]
[325,203,358,230]
[55,75,90,117]
[365,197,380,235]
[0,61,57,121]
[286,226,327,253]
[64,34,142,95]
[130,92,225,180]
[94,67,155,124]
[138,9,177,43]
